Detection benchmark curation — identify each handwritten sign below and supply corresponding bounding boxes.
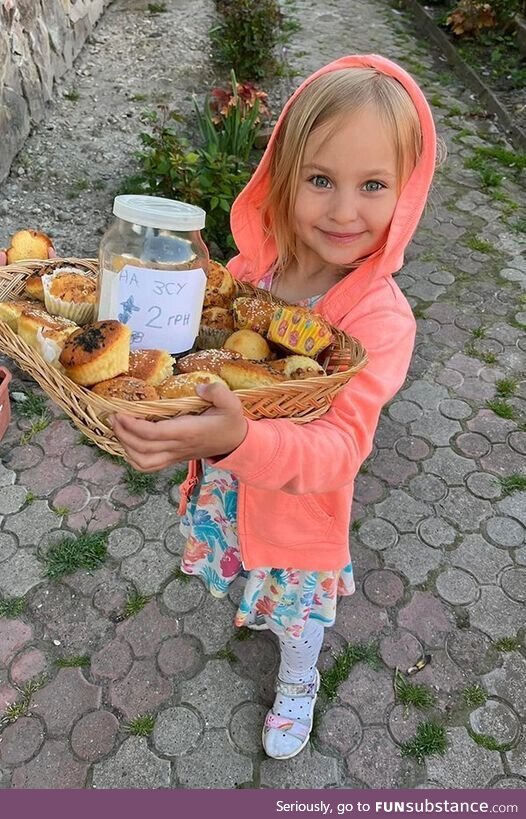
[98,264,207,353]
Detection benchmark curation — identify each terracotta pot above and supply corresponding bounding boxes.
[0,366,12,441]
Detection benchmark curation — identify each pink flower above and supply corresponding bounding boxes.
[220,547,242,578]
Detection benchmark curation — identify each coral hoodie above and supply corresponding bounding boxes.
[179,55,437,572]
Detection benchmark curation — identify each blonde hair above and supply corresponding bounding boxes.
[262,68,423,271]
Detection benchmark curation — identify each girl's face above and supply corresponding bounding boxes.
[293,104,400,273]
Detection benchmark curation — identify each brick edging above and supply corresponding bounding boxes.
[399,0,526,152]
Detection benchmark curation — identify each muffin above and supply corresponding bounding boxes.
[42,267,97,325]
[18,308,78,350]
[268,355,326,380]
[177,348,242,375]
[233,297,275,335]
[0,300,39,332]
[223,328,272,361]
[196,306,234,349]
[158,371,229,398]
[203,260,236,308]
[267,305,333,357]
[128,349,175,385]
[220,360,287,390]
[59,320,131,386]
[91,376,159,401]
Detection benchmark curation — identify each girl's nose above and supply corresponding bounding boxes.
[327,191,359,224]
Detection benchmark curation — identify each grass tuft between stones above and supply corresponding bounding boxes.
[462,684,487,708]
[400,721,448,764]
[485,399,516,420]
[0,596,26,619]
[125,465,157,496]
[42,531,109,579]
[498,475,526,496]
[467,727,511,753]
[55,655,90,668]
[123,714,156,736]
[320,642,380,701]
[122,592,151,619]
[394,669,436,711]
[494,636,522,652]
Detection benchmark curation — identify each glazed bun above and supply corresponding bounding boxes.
[232,297,275,335]
[91,376,159,401]
[158,371,230,399]
[59,320,131,386]
[176,348,242,375]
[223,329,271,361]
[203,260,236,308]
[128,349,175,385]
[219,360,286,390]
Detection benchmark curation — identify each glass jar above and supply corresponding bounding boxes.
[97,195,209,355]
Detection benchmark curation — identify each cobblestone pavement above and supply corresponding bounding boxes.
[1,0,525,791]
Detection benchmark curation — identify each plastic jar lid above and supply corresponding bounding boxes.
[113,195,206,231]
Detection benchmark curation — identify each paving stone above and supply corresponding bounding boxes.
[423,448,475,484]
[470,587,526,641]
[62,444,98,470]
[317,705,362,756]
[19,457,74,496]
[0,531,17,563]
[110,657,173,719]
[164,523,186,556]
[454,378,496,403]
[485,516,524,548]
[60,565,115,597]
[379,630,423,670]
[117,600,178,658]
[469,699,520,746]
[481,444,526,478]
[416,317,440,336]
[388,703,423,745]
[467,410,517,442]
[229,702,268,755]
[183,593,237,653]
[466,472,501,500]
[177,730,253,789]
[31,668,101,734]
[335,588,389,642]
[363,570,404,607]
[374,491,430,533]
[71,710,119,761]
[508,430,526,455]
[10,739,89,789]
[375,415,405,448]
[127,495,180,539]
[500,568,526,602]
[410,411,462,446]
[356,517,398,551]
[180,660,255,728]
[0,485,30,515]
[77,459,126,493]
[0,618,32,665]
[0,717,44,764]
[0,681,17,710]
[493,777,526,788]
[107,526,143,558]
[408,474,448,502]
[506,737,526,778]
[120,541,179,595]
[497,492,526,528]
[92,580,129,618]
[436,368,464,389]
[9,648,48,686]
[418,517,457,549]
[427,727,503,788]
[398,592,453,647]
[319,629,348,674]
[30,584,112,654]
[455,432,491,459]
[229,632,278,702]
[157,635,203,679]
[260,743,338,789]
[446,629,493,675]
[0,462,16,485]
[92,736,171,789]
[349,539,381,580]
[152,705,203,756]
[68,498,122,532]
[370,450,418,487]
[436,487,493,532]
[401,380,449,410]
[110,485,145,509]
[383,533,443,585]
[345,727,417,788]
[483,652,526,718]
[388,399,423,425]
[353,473,385,505]
[339,664,395,723]
[450,534,511,584]
[395,436,431,461]
[51,484,90,514]
[435,568,479,605]
[91,639,133,682]
[3,500,59,545]
[162,575,205,614]
[35,420,79,456]
[0,549,44,596]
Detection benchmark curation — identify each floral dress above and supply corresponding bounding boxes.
[179,273,355,639]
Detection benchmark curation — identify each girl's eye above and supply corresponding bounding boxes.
[362,180,385,192]
[310,175,332,189]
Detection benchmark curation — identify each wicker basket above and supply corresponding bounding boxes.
[0,258,368,457]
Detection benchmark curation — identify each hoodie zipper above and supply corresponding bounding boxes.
[177,460,199,516]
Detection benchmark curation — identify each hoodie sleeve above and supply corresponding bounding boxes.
[211,290,416,494]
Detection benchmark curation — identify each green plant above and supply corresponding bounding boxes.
[148,2,166,12]
[122,591,151,619]
[321,643,380,701]
[64,87,80,101]
[394,669,436,713]
[20,414,51,444]
[495,377,517,398]
[43,531,108,579]
[481,351,497,365]
[216,647,237,662]
[173,567,191,583]
[463,684,487,707]
[125,465,157,496]
[25,491,36,504]
[55,655,90,668]
[464,235,496,254]
[0,596,26,618]
[494,636,521,651]
[124,714,155,736]
[169,469,187,486]
[234,626,253,641]
[400,721,448,764]
[211,0,284,81]
[485,399,516,420]
[15,389,48,418]
[471,325,486,339]
[468,727,511,751]
[53,506,70,517]
[0,676,47,726]
[499,474,526,495]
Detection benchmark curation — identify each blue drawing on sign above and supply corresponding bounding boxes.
[119,295,140,324]
[131,331,144,344]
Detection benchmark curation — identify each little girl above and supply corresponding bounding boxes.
[112,54,437,760]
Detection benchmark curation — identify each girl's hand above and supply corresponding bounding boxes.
[111,382,248,472]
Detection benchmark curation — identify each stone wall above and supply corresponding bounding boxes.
[0,0,112,183]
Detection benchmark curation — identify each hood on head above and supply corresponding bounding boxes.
[228,54,437,322]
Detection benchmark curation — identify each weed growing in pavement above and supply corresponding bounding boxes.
[20,415,51,445]
[0,596,26,618]
[495,378,518,398]
[216,648,237,662]
[42,531,108,579]
[464,235,497,255]
[55,656,90,668]
[234,627,254,641]
[394,669,436,713]
[494,636,522,652]
[25,491,36,505]
[125,465,157,496]
[321,643,380,701]
[173,567,191,584]
[510,219,526,235]
[485,399,516,420]
[498,474,526,495]
[467,727,511,752]
[351,519,362,533]
[122,592,151,619]
[53,506,70,517]
[123,714,155,736]
[15,389,48,418]
[471,326,486,339]
[462,684,487,708]
[0,676,48,726]
[147,2,167,12]
[481,352,497,365]
[64,87,80,101]
[169,469,187,486]
[400,721,448,764]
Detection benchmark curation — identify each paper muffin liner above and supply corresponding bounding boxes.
[42,271,96,326]
[196,327,233,350]
[268,306,333,357]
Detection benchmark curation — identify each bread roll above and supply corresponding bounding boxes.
[232,297,275,334]
[269,355,326,380]
[158,371,229,398]
[203,260,236,308]
[219,360,286,389]
[223,329,271,361]
[91,376,159,401]
[176,348,242,375]
[128,349,175,385]
[59,320,131,386]
[0,300,38,331]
